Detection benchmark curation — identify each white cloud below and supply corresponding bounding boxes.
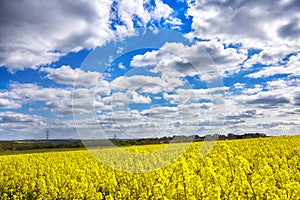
[0,82,111,115]
[230,79,300,110]
[185,0,300,81]
[112,0,175,38]
[0,111,44,124]
[163,17,183,30]
[163,87,228,104]
[222,77,300,135]
[0,0,114,72]
[8,83,71,105]
[3,78,299,139]
[102,91,151,107]
[0,112,46,139]
[234,83,245,89]
[131,41,247,80]
[266,79,288,89]
[236,91,291,108]
[0,0,176,72]
[243,46,292,68]
[242,84,263,95]
[40,65,102,87]
[186,0,300,48]
[130,91,151,103]
[0,98,21,109]
[111,75,184,94]
[246,53,300,78]
[118,63,126,70]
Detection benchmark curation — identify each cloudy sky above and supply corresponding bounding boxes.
[0,0,300,140]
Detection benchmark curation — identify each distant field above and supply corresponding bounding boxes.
[0,147,87,156]
[0,136,299,199]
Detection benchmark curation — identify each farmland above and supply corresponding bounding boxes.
[0,136,299,199]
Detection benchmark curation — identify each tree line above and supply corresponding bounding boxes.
[0,133,267,151]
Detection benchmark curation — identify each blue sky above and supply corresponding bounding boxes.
[0,0,300,140]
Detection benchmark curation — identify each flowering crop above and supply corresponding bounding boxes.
[0,136,299,199]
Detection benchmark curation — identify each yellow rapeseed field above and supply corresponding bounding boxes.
[0,136,299,199]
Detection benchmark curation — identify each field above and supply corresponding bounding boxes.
[0,136,299,199]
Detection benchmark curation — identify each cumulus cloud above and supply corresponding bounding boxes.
[111,75,184,94]
[0,0,114,72]
[186,0,300,48]
[0,98,21,109]
[5,83,70,106]
[293,94,300,106]
[102,91,151,107]
[114,0,174,32]
[163,87,228,104]
[246,53,300,78]
[118,63,126,70]
[222,78,300,134]
[0,112,46,139]
[242,84,263,95]
[131,41,247,80]
[277,17,300,39]
[234,83,245,89]
[257,121,299,129]
[40,65,103,86]
[226,109,261,120]
[185,0,300,84]
[0,111,44,124]
[235,87,293,109]
[2,78,299,139]
[246,95,290,108]
[94,102,214,139]
[243,46,294,69]
[266,79,289,89]
[0,0,176,72]
[0,82,110,115]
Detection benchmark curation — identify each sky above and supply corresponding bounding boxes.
[0,0,300,140]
